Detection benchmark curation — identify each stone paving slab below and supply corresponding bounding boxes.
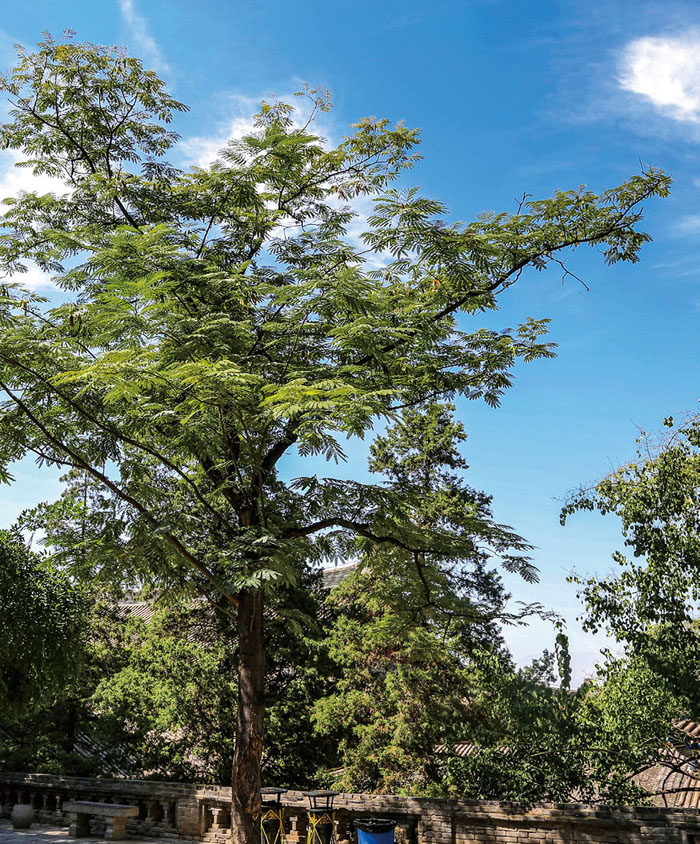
[0,821,190,844]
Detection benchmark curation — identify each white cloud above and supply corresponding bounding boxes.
[117,0,170,75]
[2,262,56,291]
[177,90,397,269]
[0,150,68,201]
[675,213,700,234]
[178,94,261,169]
[619,33,700,122]
[0,151,67,291]
[178,90,335,170]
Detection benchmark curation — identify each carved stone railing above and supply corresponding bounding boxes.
[195,790,419,844]
[0,772,188,838]
[5,771,700,844]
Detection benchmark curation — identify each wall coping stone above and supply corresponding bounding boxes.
[4,770,700,839]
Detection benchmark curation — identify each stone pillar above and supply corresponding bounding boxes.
[105,817,128,841]
[210,806,224,832]
[197,803,207,836]
[289,810,308,844]
[69,811,91,838]
[161,800,175,828]
[174,796,201,839]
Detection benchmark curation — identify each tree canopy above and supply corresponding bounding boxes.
[563,418,700,702]
[313,405,520,793]
[0,529,85,713]
[0,33,669,841]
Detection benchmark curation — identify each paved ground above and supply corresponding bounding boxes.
[0,821,184,844]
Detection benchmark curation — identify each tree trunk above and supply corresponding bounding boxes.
[231,587,265,844]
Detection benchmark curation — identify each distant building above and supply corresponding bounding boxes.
[117,562,358,623]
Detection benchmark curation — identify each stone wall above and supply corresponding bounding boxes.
[2,771,700,844]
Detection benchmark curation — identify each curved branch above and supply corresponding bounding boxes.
[0,350,233,531]
[0,379,238,609]
[280,516,418,552]
[356,188,661,367]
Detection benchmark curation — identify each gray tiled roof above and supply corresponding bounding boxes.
[117,563,357,624]
[439,724,700,808]
[321,562,357,590]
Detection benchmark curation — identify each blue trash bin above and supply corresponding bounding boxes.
[354,818,396,844]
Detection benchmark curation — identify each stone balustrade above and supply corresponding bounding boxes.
[3,771,700,844]
[0,772,183,838]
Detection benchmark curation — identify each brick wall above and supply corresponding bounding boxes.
[2,772,700,844]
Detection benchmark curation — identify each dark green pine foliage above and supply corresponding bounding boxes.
[314,406,540,794]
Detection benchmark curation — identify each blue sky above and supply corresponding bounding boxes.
[2,0,700,681]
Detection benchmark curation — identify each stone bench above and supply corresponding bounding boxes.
[63,801,139,840]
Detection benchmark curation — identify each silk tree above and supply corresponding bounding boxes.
[0,34,669,844]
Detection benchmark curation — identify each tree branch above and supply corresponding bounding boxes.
[355,192,659,367]
[0,379,239,609]
[280,516,420,551]
[0,350,233,531]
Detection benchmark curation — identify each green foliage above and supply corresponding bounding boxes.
[441,644,680,805]
[537,418,700,805]
[0,529,86,713]
[365,403,542,593]
[442,648,587,802]
[563,420,700,701]
[90,606,235,782]
[313,407,539,794]
[0,34,669,606]
[0,595,138,775]
[89,575,333,785]
[0,34,669,812]
[1,572,333,786]
[315,572,475,794]
[580,654,688,798]
[324,414,694,809]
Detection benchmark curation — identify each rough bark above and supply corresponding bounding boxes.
[231,587,265,844]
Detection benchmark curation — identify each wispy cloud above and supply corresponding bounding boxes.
[0,150,67,200]
[2,262,57,291]
[178,90,336,169]
[675,213,700,234]
[177,93,261,169]
[0,151,68,291]
[177,91,394,268]
[619,32,700,122]
[117,0,170,75]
